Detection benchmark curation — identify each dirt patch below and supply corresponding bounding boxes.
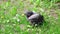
[20,24,26,30]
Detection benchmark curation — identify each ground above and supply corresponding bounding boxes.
[0,0,60,34]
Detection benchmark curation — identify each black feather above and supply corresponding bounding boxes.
[24,11,44,26]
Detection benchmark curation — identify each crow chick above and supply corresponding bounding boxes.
[24,11,44,26]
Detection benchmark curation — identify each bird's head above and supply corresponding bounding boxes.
[24,11,34,18]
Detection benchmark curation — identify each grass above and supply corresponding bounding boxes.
[0,0,60,34]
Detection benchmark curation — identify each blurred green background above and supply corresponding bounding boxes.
[0,0,60,34]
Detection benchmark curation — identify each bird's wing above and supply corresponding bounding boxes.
[28,14,39,20]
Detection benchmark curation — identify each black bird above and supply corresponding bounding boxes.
[24,11,44,26]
